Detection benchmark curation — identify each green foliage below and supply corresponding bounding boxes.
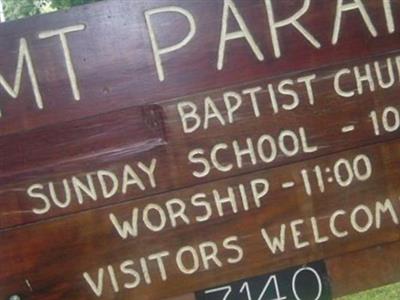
[3,0,41,21]
[338,282,400,300]
[50,0,101,10]
[2,0,102,21]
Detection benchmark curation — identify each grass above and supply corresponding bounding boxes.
[338,282,400,299]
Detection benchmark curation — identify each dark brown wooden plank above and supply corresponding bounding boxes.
[327,241,400,298]
[1,138,400,299]
[0,105,164,183]
[0,104,169,229]
[2,53,400,230]
[160,53,400,183]
[1,0,400,136]
[2,1,400,298]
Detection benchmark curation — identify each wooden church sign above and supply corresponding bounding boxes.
[1,0,400,299]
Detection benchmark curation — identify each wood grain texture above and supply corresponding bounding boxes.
[2,53,400,229]
[1,139,400,299]
[1,0,400,299]
[0,0,399,136]
[327,240,400,297]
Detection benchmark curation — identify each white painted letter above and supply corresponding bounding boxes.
[27,184,50,215]
[375,199,399,228]
[383,0,395,33]
[145,7,196,81]
[138,158,157,188]
[334,68,355,98]
[83,269,104,297]
[218,0,264,70]
[97,170,118,199]
[109,208,139,239]
[0,38,42,115]
[177,101,201,134]
[38,25,85,101]
[265,0,321,58]
[261,225,286,254]
[332,0,377,45]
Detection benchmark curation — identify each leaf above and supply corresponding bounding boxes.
[3,0,103,21]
